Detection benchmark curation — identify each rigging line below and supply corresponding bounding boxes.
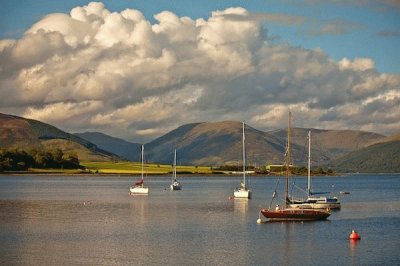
[268,175,281,210]
[292,183,308,195]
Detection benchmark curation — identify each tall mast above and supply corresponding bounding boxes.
[307,131,311,196]
[242,122,246,189]
[141,144,144,181]
[173,149,177,181]
[285,112,291,207]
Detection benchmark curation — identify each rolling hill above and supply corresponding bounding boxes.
[330,134,400,173]
[0,113,119,162]
[271,128,384,164]
[74,132,141,161]
[143,121,385,167]
[2,112,397,172]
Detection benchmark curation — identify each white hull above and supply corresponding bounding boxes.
[290,203,340,210]
[130,186,149,195]
[234,188,251,199]
[290,202,340,210]
[290,196,341,209]
[170,182,181,190]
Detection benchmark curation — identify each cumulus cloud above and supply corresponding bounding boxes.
[339,57,375,71]
[0,2,399,142]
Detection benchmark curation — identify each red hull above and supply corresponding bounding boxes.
[261,208,330,221]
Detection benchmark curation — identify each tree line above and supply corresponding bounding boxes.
[0,148,80,171]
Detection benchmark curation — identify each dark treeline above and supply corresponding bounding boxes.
[0,148,80,171]
[216,164,334,175]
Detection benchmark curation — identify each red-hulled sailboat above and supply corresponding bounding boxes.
[260,112,330,221]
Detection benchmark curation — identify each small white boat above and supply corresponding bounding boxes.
[171,180,181,191]
[170,149,182,191]
[234,187,251,198]
[234,122,251,199]
[130,145,149,195]
[130,182,149,195]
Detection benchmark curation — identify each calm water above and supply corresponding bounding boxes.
[0,174,399,265]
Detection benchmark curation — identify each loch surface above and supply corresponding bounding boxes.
[0,174,399,265]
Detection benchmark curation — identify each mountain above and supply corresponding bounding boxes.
[144,121,385,167]
[271,128,384,164]
[74,132,141,161]
[330,134,400,173]
[2,112,396,172]
[0,113,119,162]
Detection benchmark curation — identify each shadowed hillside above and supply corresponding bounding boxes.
[271,128,384,165]
[144,121,384,167]
[330,134,400,173]
[74,132,141,161]
[0,113,119,162]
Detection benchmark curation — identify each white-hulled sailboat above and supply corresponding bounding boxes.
[234,122,251,199]
[170,149,182,191]
[289,131,341,209]
[129,145,149,195]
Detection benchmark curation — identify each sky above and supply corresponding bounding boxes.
[0,0,399,143]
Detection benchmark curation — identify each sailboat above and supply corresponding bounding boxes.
[260,112,330,221]
[170,149,182,191]
[129,145,149,195]
[289,131,341,209]
[234,122,251,199]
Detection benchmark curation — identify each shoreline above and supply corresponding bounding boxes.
[1,171,383,177]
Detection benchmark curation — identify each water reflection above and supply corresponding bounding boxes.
[349,239,359,254]
[129,195,148,224]
[233,198,249,214]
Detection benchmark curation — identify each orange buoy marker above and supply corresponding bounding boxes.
[349,230,361,240]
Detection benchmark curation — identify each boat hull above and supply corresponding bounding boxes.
[130,186,149,195]
[261,208,330,221]
[290,202,340,210]
[234,189,251,199]
[170,182,181,190]
[290,196,341,210]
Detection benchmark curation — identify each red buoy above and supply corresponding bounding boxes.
[349,230,361,240]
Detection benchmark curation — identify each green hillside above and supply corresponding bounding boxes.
[0,113,119,163]
[331,140,400,173]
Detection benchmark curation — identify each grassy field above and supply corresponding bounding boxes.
[80,161,213,175]
[27,168,84,174]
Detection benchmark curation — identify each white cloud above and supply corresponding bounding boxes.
[0,2,399,142]
[339,57,375,71]
[24,100,103,128]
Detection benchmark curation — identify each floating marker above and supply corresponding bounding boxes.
[349,230,361,240]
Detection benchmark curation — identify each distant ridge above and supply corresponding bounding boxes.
[1,112,397,172]
[74,132,141,161]
[144,121,385,167]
